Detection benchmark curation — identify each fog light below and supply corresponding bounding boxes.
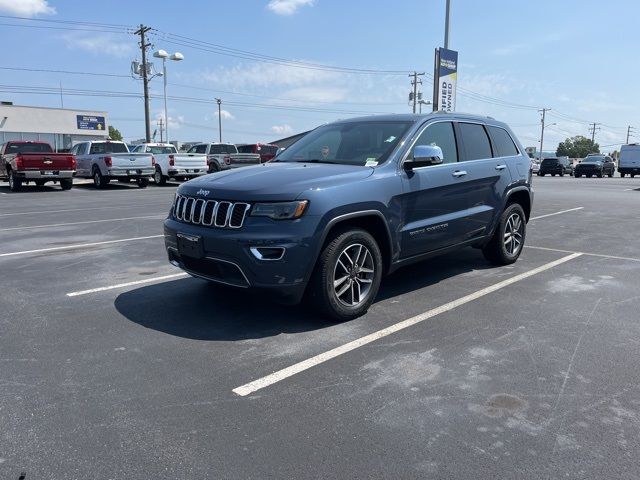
[250,247,285,261]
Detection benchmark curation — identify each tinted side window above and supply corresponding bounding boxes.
[459,123,492,161]
[195,145,207,154]
[412,122,458,164]
[488,126,519,157]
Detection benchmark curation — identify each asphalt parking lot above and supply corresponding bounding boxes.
[1,175,640,479]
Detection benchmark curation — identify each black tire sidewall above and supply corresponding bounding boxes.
[314,228,383,321]
[484,204,526,265]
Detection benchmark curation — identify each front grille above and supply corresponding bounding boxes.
[172,195,250,228]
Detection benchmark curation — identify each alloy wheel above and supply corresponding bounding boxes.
[503,213,523,256]
[333,243,375,307]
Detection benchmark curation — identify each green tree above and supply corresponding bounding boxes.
[108,125,123,141]
[556,135,599,158]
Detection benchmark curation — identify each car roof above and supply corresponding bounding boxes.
[332,112,510,129]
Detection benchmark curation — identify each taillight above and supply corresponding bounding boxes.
[151,155,156,166]
[104,156,112,167]
[15,155,24,170]
[68,156,76,169]
[224,156,231,165]
[169,154,175,166]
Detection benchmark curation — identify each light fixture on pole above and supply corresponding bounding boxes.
[215,98,222,142]
[153,49,184,144]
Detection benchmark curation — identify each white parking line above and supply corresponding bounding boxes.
[66,272,188,297]
[0,205,165,217]
[530,207,583,220]
[232,252,582,397]
[526,245,640,263]
[0,235,163,258]
[1,215,165,232]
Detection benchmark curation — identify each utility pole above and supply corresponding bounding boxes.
[409,72,425,114]
[626,125,635,144]
[215,98,222,142]
[135,24,152,143]
[444,0,451,49]
[157,118,164,143]
[539,108,549,161]
[589,122,600,144]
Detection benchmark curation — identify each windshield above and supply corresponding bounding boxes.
[90,142,129,154]
[541,159,558,164]
[583,157,603,164]
[146,146,177,154]
[6,142,53,154]
[274,121,413,166]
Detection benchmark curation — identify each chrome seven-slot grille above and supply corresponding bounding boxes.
[173,195,251,228]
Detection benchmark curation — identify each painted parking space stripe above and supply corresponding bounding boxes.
[232,253,582,397]
[530,207,583,220]
[66,272,188,297]
[0,204,167,217]
[0,235,164,258]
[0,215,165,232]
[526,245,640,263]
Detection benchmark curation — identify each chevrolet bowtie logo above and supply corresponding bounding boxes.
[43,159,53,164]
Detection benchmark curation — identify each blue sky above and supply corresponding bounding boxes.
[0,0,638,151]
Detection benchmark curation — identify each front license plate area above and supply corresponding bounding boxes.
[177,233,204,259]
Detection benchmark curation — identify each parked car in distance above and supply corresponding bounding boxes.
[236,143,279,163]
[131,143,208,185]
[619,144,640,177]
[0,141,75,191]
[71,140,155,189]
[530,159,540,174]
[186,143,261,173]
[574,154,615,178]
[164,113,533,320]
[537,157,573,176]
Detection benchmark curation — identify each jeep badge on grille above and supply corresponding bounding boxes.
[196,189,210,196]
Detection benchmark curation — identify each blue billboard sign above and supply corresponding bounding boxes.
[76,115,106,131]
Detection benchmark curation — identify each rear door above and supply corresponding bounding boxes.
[399,120,472,257]
[457,123,514,237]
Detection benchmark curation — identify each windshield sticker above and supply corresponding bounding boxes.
[365,159,378,167]
[384,136,396,143]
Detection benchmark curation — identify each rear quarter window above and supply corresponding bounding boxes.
[487,126,519,157]
[459,123,493,161]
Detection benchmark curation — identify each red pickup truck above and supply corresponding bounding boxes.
[0,141,76,191]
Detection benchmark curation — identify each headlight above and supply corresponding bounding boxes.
[250,200,308,220]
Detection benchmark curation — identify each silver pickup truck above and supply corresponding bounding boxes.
[131,143,208,185]
[71,140,155,189]
[186,143,261,173]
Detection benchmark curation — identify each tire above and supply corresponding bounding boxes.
[35,179,46,187]
[8,170,21,192]
[136,177,149,188]
[60,179,73,190]
[551,173,556,177]
[93,167,109,189]
[537,172,543,177]
[587,174,592,178]
[482,203,526,266]
[153,167,166,186]
[608,171,613,178]
[620,173,625,178]
[632,174,636,178]
[575,174,581,178]
[559,171,564,177]
[208,162,220,174]
[308,228,383,321]
[597,171,603,178]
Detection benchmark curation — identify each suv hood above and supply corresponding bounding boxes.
[178,162,375,201]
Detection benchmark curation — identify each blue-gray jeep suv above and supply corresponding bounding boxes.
[164,113,533,320]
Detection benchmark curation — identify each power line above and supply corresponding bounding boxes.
[0,66,131,78]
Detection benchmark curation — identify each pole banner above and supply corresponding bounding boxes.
[437,48,458,112]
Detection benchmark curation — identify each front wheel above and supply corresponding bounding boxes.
[136,177,149,188]
[559,171,565,177]
[482,203,526,266]
[8,170,21,192]
[153,167,166,185]
[597,171,603,178]
[309,228,383,321]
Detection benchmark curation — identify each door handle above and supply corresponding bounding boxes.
[495,164,507,170]
[452,170,467,177]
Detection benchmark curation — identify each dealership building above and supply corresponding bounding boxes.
[0,103,109,151]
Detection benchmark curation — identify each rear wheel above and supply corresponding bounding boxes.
[621,173,625,178]
[559,171,564,177]
[153,167,166,185]
[309,228,383,321]
[208,161,220,174]
[482,203,526,266]
[8,170,21,192]
[551,173,556,176]
[93,167,109,189]
[136,177,149,188]
[575,173,581,178]
[597,171,603,178]
[608,171,613,178]
[60,179,73,190]
[632,174,636,178]
[34,179,46,187]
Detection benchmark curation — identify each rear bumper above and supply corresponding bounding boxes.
[619,167,640,174]
[107,168,154,178]
[168,168,207,178]
[17,170,74,179]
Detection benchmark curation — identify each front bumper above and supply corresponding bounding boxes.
[107,168,154,178]
[163,215,321,304]
[17,170,74,180]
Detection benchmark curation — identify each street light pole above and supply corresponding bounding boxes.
[444,0,451,49]
[215,98,222,142]
[153,50,184,145]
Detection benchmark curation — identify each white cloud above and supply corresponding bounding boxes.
[267,0,313,15]
[271,124,293,135]
[216,109,235,120]
[155,110,184,131]
[63,32,133,58]
[0,0,55,16]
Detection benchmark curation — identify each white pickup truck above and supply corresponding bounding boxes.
[70,140,154,189]
[131,143,208,185]
[186,143,261,173]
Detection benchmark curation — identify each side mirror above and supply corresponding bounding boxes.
[404,145,444,170]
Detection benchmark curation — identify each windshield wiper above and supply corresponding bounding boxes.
[294,159,338,164]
